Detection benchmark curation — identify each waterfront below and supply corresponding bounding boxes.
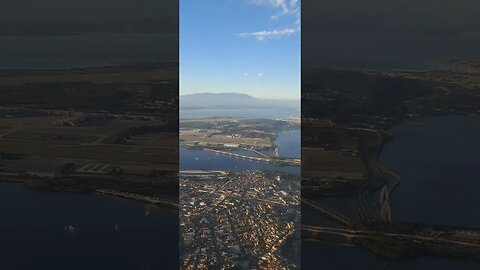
[0,182,178,269]
[180,123,301,268]
[303,116,480,269]
[0,9,181,268]
[180,129,300,173]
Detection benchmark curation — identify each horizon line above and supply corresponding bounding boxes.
[180,91,300,101]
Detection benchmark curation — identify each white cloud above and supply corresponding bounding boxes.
[258,72,264,77]
[244,72,249,76]
[294,9,301,25]
[239,28,297,41]
[248,0,299,20]
[249,0,288,12]
[242,0,300,41]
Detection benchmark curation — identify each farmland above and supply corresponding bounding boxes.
[0,63,178,197]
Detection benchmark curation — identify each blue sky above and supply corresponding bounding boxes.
[180,0,300,100]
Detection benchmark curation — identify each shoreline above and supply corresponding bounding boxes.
[0,176,178,209]
[0,178,25,183]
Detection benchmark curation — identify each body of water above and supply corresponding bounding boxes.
[383,116,480,227]
[180,108,300,120]
[276,130,301,158]
[180,129,300,173]
[0,182,178,269]
[303,116,480,269]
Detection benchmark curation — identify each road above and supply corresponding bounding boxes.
[302,225,480,248]
[205,148,300,166]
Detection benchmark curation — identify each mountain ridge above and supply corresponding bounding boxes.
[180,93,299,110]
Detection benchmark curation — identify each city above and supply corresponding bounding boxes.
[180,171,300,269]
[179,114,301,269]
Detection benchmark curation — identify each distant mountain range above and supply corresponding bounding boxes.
[180,93,299,110]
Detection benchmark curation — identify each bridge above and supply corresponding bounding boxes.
[302,199,352,227]
[206,149,269,162]
[179,170,228,176]
[387,174,401,197]
[302,225,480,248]
[285,158,301,166]
[96,189,178,209]
[206,148,301,166]
[356,192,374,223]
[240,148,269,158]
[379,184,392,223]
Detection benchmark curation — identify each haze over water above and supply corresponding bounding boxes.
[180,108,299,120]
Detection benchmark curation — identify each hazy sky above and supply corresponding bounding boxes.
[0,0,177,34]
[303,0,480,69]
[0,0,178,69]
[180,0,300,100]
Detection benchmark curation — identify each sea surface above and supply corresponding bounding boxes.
[0,182,178,269]
[303,116,480,269]
[383,115,480,227]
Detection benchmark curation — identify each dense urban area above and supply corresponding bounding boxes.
[180,171,300,269]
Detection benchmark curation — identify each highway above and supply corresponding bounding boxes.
[240,148,270,158]
[179,170,228,176]
[302,199,352,227]
[205,148,300,166]
[356,192,374,223]
[205,149,269,162]
[302,225,480,248]
[96,189,178,208]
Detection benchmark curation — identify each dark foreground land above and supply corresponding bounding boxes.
[0,63,178,204]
